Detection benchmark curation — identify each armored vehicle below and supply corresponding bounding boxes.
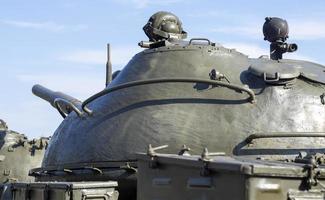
[0,119,48,184]
[0,119,48,199]
[1,11,325,199]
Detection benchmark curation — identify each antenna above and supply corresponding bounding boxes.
[105,43,112,87]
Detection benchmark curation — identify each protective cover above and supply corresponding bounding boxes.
[248,58,300,81]
[10,181,118,200]
[137,153,325,200]
[282,59,325,84]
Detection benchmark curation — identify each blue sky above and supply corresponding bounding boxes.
[0,0,324,138]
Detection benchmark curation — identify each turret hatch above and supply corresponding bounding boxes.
[248,58,300,84]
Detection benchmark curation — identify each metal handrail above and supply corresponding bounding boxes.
[189,38,211,45]
[245,132,325,143]
[29,161,138,177]
[54,98,83,118]
[81,77,256,114]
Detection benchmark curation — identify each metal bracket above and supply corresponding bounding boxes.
[147,144,168,169]
[199,147,226,162]
[7,146,14,152]
[147,144,168,157]
[178,145,191,156]
[295,153,323,189]
[199,148,226,176]
[120,162,137,173]
[320,93,325,105]
[305,161,319,189]
[209,69,230,83]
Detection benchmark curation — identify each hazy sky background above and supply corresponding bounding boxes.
[1,0,324,138]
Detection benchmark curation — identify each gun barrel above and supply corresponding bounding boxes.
[32,84,82,109]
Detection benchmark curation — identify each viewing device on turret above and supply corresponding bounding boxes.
[263,17,298,60]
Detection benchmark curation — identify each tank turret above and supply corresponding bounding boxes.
[29,12,325,200]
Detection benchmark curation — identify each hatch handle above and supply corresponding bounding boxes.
[82,194,110,200]
[189,38,211,45]
[263,72,280,83]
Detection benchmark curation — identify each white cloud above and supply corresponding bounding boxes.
[116,0,183,9]
[60,50,106,65]
[16,73,104,100]
[187,11,230,18]
[211,20,325,40]
[10,45,141,137]
[0,100,62,138]
[1,20,88,32]
[132,0,150,9]
[9,71,106,137]
[285,54,315,62]
[212,26,261,37]
[223,42,268,58]
[290,20,325,40]
[223,42,316,62]
[58,46,142,67]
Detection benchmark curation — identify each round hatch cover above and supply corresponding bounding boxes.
[281,59,325,84]
[248,58,300,83]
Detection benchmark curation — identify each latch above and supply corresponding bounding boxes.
[120,162,137,173]
[320,93,325,105]
[178,145,191,156]
[3,169,11,176]
[147,144,168,168]
[199,148,225,176]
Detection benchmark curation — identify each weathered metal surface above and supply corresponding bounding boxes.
[2,181,119,200]
[41,40,325,169]
[249,58,300,81]
[26,12,325,200]
[137,152,325,200]
[283,59,325,84]
[0,120,48,183]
